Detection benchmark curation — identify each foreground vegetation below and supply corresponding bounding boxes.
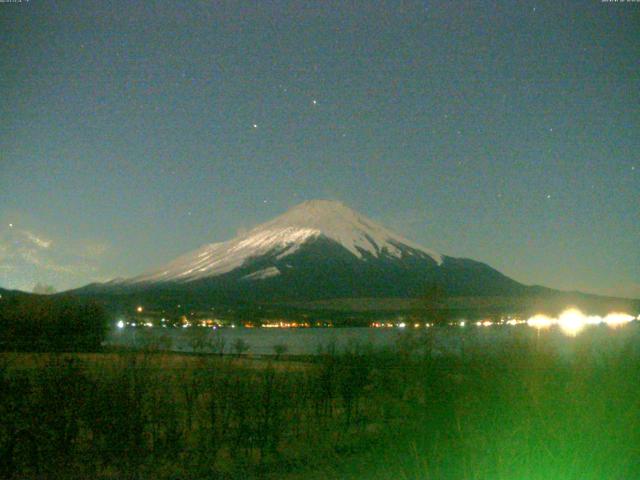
[0,294,106,352]
[1,327,640,479]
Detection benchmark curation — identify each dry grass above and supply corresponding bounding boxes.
[2,333,640,479]
[0,351,311,371]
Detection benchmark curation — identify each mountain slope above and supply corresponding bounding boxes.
[74,200,528,301]
[126,200,443,284]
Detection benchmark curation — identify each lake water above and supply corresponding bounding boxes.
[108,323,640,358]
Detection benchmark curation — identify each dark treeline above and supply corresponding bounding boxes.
[2,330,640,479]
[0,294,107,352]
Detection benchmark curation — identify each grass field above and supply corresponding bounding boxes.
[2,328,640,479]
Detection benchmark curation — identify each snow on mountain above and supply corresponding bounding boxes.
[242,266,281,281]
[128,200,442,284]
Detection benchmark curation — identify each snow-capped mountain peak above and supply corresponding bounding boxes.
[128,200,442,284]
[257,200,441,262]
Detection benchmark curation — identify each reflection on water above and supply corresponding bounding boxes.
[108,319,640,357]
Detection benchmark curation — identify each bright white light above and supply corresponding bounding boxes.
[558,308,586,337]
[398,322,406,328]
[527,314,553,330]
[523,309,636,334]
[116,320,125,329]
[136,306,143,313]
[604,312,634,328]
[460,321,466,327]
[521,309,636,335]
[585,315,603,325]
[475,320,493,327]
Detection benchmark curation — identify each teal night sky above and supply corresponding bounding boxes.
[1,1,638,297]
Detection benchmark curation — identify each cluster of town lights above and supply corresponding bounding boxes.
[523,309,636,336]
[370,308,636,336]
[120,306,636,336]
[467,308,635,336]
[262,321,312,328]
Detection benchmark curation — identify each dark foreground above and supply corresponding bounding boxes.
[2,329,640,479]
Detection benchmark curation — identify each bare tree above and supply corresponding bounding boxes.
[210,330,226,356]
[272,343,288,360]
[232,338,250,356]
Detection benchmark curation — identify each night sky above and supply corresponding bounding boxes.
[1,0,638,297]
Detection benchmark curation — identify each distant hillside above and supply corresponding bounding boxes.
[0,290,108,351]
[0,287,33,300]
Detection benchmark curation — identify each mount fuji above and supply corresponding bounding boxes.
[127,199,443,284]
[76,200,529,304]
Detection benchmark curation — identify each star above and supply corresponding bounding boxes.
[546,194,552,199]
[8,223,13,228]
[252,123,258,129]
[312,99,318,105]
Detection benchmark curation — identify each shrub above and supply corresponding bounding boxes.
[0,295,107,352]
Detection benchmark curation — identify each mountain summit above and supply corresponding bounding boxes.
[79,200,526,301]
[129,200,443,284]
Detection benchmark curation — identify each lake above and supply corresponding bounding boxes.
[108,322,640,358]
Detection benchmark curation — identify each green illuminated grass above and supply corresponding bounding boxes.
[1,328,639,479]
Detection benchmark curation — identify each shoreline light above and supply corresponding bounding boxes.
[557,308,586,337]
[585,315,603,325]
[604,312,635,327]
[527,314,553,330]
